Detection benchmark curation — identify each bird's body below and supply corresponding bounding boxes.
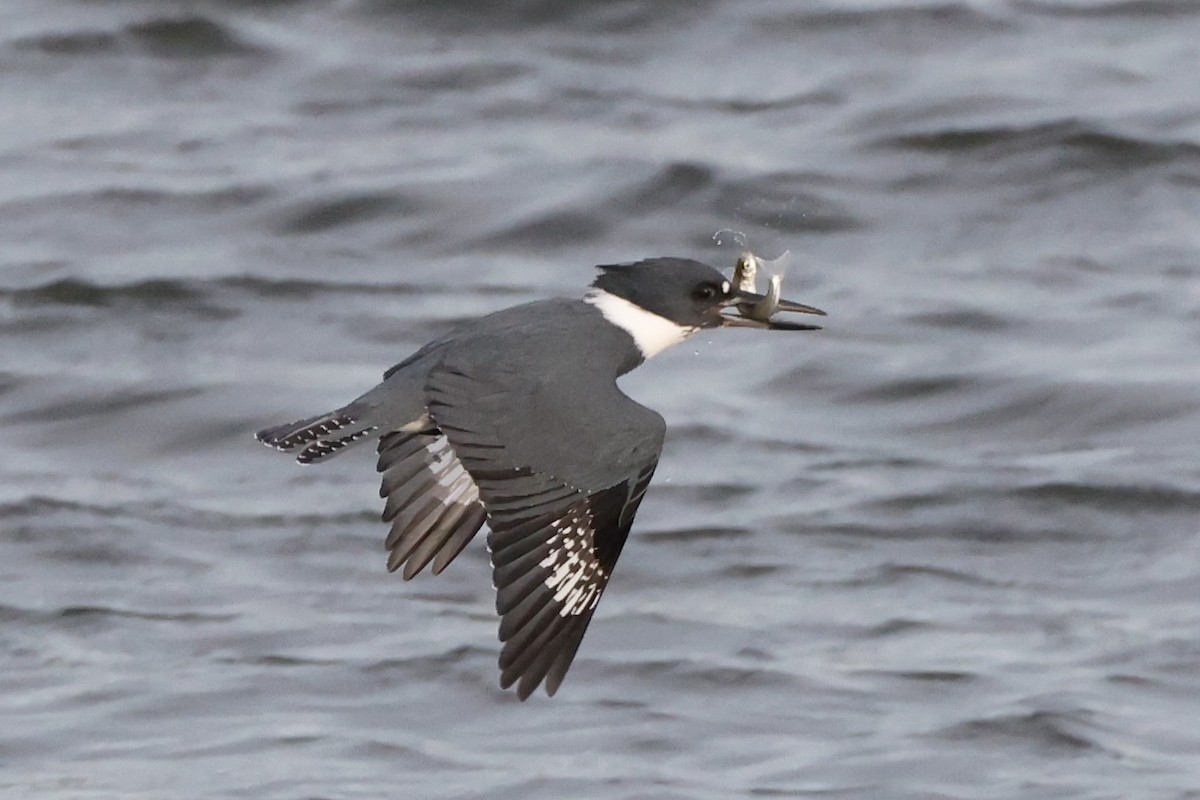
[257,257,824,699]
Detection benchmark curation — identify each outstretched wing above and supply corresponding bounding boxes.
[425,361,664,699]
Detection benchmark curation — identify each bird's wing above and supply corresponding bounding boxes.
[425,360,665,699]
[375,428,488,579]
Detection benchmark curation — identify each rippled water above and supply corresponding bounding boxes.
[3,1,1200,798]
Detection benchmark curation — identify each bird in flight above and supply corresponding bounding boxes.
[256,257,824,699]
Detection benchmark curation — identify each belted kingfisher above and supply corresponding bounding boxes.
[256,257,824,699]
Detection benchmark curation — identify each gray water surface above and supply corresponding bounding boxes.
[3,1,1200,798]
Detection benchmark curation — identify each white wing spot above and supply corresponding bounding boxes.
[539,509,604,616]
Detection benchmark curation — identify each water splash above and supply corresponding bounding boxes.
[712,228,749,250]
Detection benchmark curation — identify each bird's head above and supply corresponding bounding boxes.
[587,258,825,358]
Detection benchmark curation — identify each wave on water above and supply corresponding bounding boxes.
[1013,0,1200,19]
[876,119,1200,176]
[0,274,533,310]
[935,708,1109,754]
[14,15,266,59]
[753,2,1016,35]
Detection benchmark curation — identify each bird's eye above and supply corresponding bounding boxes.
[692,283,719,302]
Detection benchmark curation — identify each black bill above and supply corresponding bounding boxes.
[721,289,826,330]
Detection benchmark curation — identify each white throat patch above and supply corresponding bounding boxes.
[585,289,697,359]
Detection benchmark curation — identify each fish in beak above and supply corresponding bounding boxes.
[723,250,825,330]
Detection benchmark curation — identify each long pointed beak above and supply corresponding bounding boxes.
[720,289,826,330]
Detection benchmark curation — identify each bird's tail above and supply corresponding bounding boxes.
[255,407,378,465]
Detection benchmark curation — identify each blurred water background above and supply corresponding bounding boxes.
[2,1,1199,798]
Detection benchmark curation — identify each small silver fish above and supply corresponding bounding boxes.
[733,251,782,321]
[733,251,758,294]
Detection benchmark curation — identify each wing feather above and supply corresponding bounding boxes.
[430,505,488,575]
[375,430,487,579]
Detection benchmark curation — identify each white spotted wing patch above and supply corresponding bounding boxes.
[539,511,605,617]
[376,430,487,579]
[485,465,656,700]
